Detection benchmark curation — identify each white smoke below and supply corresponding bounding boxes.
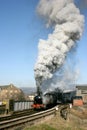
[41,49,80,93]
[34,0,84,89]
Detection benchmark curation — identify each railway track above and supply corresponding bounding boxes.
[0,109,37,122]
[0,105,70,130]
[0,107,56,130]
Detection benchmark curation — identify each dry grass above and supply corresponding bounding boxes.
[24,106,87,130]
[71,106,87,119]
[46,112,86,130]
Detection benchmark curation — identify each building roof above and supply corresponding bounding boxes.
[0,85,10,89]
[76,85,87,90]
[0,84,16,89]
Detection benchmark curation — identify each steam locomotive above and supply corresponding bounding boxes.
[32,89,76,109]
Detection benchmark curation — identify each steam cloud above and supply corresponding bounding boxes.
[34,0,84,89]
[41,50,79,92]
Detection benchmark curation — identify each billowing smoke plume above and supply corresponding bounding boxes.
[41,49,79,92]
[34,0,84,90]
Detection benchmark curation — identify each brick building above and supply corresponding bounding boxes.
[0,84,25,101]
[76,85,87,104]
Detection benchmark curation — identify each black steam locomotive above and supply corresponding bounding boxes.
[32,89,76,109]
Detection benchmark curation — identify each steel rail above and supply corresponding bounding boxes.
[0,107,56,130]
[0,109,37,122]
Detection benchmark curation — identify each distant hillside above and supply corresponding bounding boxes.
[20,87,36,94]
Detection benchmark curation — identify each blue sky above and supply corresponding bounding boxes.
[0,0,87,88]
